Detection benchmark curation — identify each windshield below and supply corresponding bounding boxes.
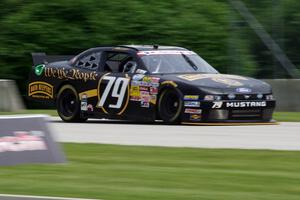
[138,50,218,74]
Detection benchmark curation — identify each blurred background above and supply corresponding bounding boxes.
[0,2,300,199]
[0,0,299,100]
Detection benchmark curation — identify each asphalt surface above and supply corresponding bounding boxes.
[49,118,300,150]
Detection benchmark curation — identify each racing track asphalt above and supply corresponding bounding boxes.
[49,118,300,150]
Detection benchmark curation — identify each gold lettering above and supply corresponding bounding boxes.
[44,67,98,82]
[84,73,89,82]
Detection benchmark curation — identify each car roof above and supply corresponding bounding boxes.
[117,45,188,51]
[88,45,188,52]
[71,45,190,64]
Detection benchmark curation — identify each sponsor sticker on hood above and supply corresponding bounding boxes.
[236,88,252,93]
[177,74,247,86]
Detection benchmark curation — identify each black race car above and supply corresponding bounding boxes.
[28,45,276,124]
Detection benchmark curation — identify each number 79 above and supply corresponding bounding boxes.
[97,76,129,109]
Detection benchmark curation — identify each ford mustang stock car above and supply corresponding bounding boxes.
[28,45,276,124]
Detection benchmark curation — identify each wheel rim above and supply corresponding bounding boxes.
[59,89,77,117]
[164,93,179,116]
[160,90,181,121]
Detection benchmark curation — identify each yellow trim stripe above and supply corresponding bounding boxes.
[79,89,98,100]
[181,121,279,126]
[161,80,178,87]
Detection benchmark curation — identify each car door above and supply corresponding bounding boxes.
[71,50,103,114]
[94,50,157,121]
[95,51,134,117]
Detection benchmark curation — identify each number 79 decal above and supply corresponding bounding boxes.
[97,75,130,115]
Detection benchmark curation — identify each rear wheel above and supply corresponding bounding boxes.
[158,89,183,124]
[56,85,87,122]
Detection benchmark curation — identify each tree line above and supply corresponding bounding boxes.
[0,0,299,95]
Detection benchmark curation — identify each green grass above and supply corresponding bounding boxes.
[273,112,300,122]
[1,143,300,200]
[0,110,299,122]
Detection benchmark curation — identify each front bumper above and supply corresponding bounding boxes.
[182,100,276,123]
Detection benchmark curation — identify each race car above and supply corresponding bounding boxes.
[28,45,276,124]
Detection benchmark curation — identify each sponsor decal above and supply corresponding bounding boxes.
[139,81,151,87]
[141,101,150,108]
[150,87,158,94]
[178,74,248,81]
[34,64,45,76]
[80,93,88,111]
[130,96,140,101]
[236,87,252,93]
[178,74,247,86]
[161,80,177,87]
[132,74,145,81]
[212,101,223,109]
[184,101,200,107]
[151,82,160,87]
[130,76,159,106]
[131,80,140,86]
[226,101,267,108]
[190,114,201,121]
[140,91,149,96]
[130,96,141,101]
[44,67,98,82]
[184,108,202,114]
[87,104,94,111]
[143,76,152,83]
[212,78,243,86]
[0,131,47,153]
[184,95,199,100]
[140,86,149,91]
[28,81,53,99]
[141,95,151,103]
[151,77,160,83]
[130,85,140,97]
[150,95,157,105]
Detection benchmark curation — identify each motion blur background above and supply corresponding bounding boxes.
[0,0,299,96]
[1,2,300,199]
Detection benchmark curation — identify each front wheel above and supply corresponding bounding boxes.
[56,84,87,122]
[158,89,183,124]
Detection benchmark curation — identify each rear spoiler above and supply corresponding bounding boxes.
[31,52,75,65]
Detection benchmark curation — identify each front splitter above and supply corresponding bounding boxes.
[181,120,279,126]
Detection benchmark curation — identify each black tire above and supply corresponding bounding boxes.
[158,88,183,123]
[56,85,87,122]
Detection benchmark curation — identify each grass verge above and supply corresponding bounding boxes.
[273,112,300,122]
[0,143,300,200]
[0,109,57,116]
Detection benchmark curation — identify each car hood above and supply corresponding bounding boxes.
[156,73,272,94]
